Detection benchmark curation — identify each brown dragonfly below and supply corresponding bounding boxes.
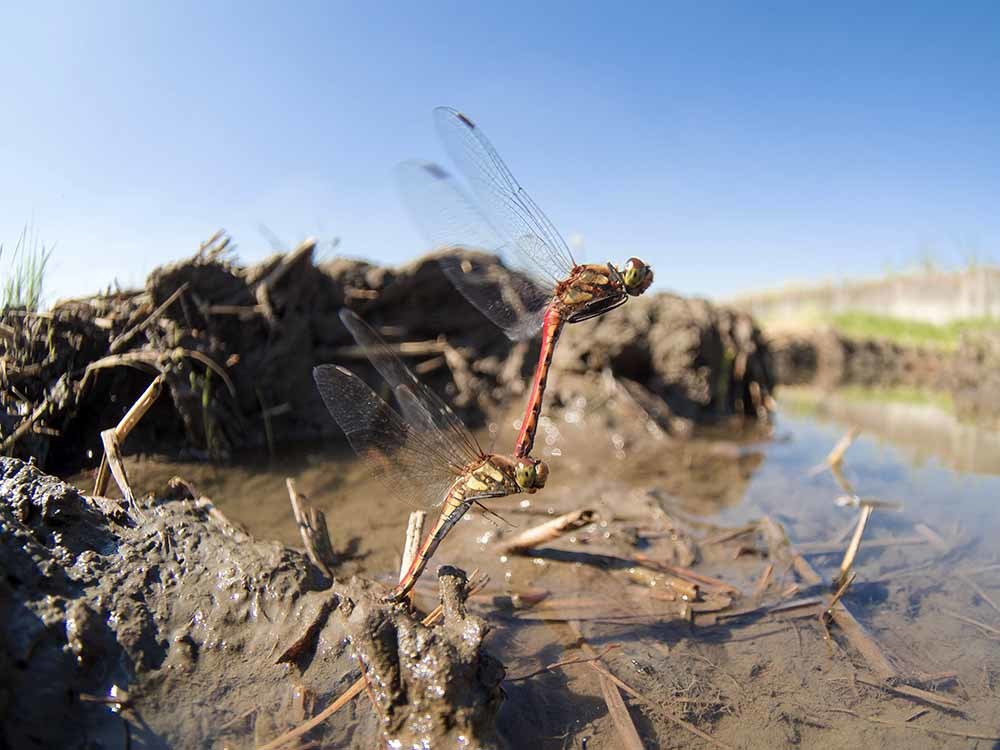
[314,309,548,601]
[398,107,654,459]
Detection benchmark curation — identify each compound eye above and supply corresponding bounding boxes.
[622,258,652,294]
[515,461,536,490]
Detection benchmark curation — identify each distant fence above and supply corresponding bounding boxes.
[728,267,1000,325]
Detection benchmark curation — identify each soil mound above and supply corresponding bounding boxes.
[2,236,774,472]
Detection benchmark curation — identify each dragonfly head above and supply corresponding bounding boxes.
[621,257,653,296]
[514,457,549,493]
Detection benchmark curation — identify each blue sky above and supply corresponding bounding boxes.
[2,1,998,304]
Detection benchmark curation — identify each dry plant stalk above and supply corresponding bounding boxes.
[94,375,164,496]
[499,509,596,554]
[808,426,860,476]
[108,281,189,354]
[836,505,873,589]
[399,510,427,585]
[98,428,144,519]
[286,478,338,578]
[568,620,644,750]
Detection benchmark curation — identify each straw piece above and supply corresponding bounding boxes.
[94,375,164,496]
[568,621,643,750]
[399,511,427,590]
[99,428,144,519]
[109,282,189,353]
[499,509,596,554]
[961,576,1000,617]
[836,506,873,589]
[588,662,735,749]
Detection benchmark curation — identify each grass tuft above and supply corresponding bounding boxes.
[2,224,54,311]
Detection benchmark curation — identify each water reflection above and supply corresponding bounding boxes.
[779,385,1000,476]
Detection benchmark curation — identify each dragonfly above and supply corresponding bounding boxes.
[398,107,655,459]
[313,309,549,602]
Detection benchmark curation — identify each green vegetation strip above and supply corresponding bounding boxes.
[830,312,998,350]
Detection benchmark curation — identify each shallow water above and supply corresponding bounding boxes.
[75,385,1000,748]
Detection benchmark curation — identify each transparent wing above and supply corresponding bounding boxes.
[433,106,577,284]
[397,160,550,341]
[313,364,462,511]
[338,309,483,470]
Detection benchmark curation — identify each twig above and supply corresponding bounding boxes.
[821,572,856,626]
[588,662,735,749]
[255,238,316,321]
[99,429,144,519]
[256,570,488,750]
[499,509,596,554]
[751,563,773,600]
[94,375,164,496]
[287,478,338,578]
[568,621,644,750]
[506,644,619,682]
[836,506,873,589]
[854,674,962,710]
[865,716,1000,740]
[961,575,1000,617]
[399,511,427,587]
[942,610,1000,637]
[0,393,51,452]
[760,515,896,679]
[808,426,860,476]
[109,282,189,353]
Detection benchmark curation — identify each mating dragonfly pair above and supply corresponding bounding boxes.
[315,108,654,601]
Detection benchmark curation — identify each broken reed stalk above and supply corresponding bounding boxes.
[808,426,860,476]
[99,428,144,519]
[286,478,338,578]
[499,509,596,554]
[399,510,427,588]
[108,281,189,354]
[836,505,873,589]
[256,570,489,750]
[588,662,735,750]
[254,238,316,321]
[961,575,1000,617]
[760,515,897,680]
[94,375,164,496]
[568,620,644,750]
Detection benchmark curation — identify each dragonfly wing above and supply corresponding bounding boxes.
[313,364,460,512]
[338,308,484,470]
[434,107,577,285]
[397,160,550,341]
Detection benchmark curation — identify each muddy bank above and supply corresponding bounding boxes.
[768,327,1000,423]
[2,235,774,472]
[0,456,504,749]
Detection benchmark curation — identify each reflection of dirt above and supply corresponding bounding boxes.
[768,327,1000,426]
[2,239,774,473]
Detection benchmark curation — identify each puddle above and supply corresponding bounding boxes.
[69,386,1000,748]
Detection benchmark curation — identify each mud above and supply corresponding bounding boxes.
[0,457,503,749]
[2,237,774,473]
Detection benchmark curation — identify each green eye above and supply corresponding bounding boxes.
[622,257,652,294]
[515,462,536,489]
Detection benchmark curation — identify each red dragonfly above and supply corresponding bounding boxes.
[398,107,654,459]
[314,309,548,602]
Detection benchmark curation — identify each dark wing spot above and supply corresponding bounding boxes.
[456,112,476,129]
